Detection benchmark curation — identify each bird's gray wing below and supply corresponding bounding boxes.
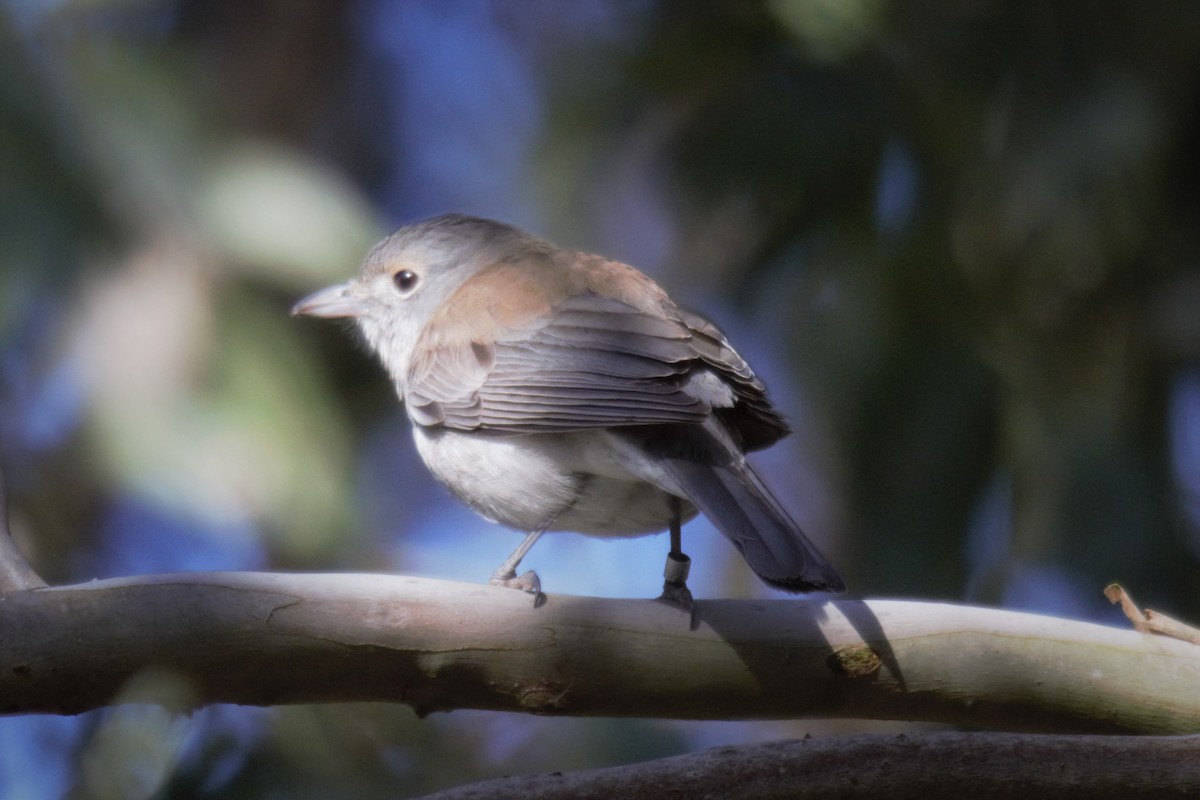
[405,292,744,433]
[675,308,790,451]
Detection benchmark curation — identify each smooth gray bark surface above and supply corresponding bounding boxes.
[2,572,1198,733]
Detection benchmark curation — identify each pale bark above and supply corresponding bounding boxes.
[0,472,45,593]
[2,571,1198,734]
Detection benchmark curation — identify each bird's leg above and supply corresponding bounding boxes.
[658,495,696,626]
[489,526,546,604]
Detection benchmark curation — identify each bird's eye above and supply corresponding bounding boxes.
[393,269,419,294]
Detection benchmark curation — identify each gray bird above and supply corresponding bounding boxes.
[293,214,844,610]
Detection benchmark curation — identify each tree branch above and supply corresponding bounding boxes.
[414,731,1200,800]
[1106,582,1200,645]
[3,572,1198,732]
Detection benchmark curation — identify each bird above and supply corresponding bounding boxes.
[292,214,844,612]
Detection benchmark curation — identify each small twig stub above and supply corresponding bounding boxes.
[1105,583,1200,646]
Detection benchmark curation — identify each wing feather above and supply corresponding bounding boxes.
[405,280,790,446]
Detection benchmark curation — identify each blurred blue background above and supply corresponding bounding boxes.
[2,1,1200,797]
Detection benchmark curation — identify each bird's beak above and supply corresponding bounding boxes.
[291,282,365,318]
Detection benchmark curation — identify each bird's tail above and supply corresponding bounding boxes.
[634,425,845,593]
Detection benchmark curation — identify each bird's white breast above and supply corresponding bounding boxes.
[410,426,694,537]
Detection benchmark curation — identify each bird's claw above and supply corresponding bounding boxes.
[657,551,697,628]
[658,579,698,629]
[489,568,544,607]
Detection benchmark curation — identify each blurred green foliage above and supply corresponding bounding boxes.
[542,0,1200,606]
[3,0,1200,797]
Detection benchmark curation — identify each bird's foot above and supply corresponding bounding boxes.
[489,567,544,607]
[657,552,698,629]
